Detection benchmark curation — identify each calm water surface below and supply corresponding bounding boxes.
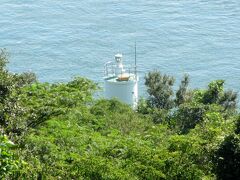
[0,0,240,95]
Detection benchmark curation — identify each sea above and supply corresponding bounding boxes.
[1,0,240,96]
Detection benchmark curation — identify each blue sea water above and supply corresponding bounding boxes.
[0,0,240,95]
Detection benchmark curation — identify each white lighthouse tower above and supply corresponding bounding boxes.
[104,54,138,108]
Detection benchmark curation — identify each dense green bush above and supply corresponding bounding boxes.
[145,70,175,110]
[172,103,207,134]
[215,134,240,180]
[0,134,23,179]
[0,49,37,137]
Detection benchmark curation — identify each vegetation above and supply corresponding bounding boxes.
[214,118,240,179]
[0,134,23,179]
[0,49,239,179]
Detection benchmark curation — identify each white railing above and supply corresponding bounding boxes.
[104,61,137,79]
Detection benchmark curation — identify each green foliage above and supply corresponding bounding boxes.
[175,74,192,106]
[145,71,175,110]
[172,103,207,134]
[90,99,153,134]
[203,80,225,104]
[137,98,169,124]
[12,72,37,89]
[0,49,37,136]
[137,97,150,114]
[167,135,206,179]
[0,50,12,102]
[214,134,240,180]
[17,96,231,179]
[219,90,238,111]
[18,115,160,179]
[6,77,97,137]
[0,134,22,179]
[149,108,169,124]
[0,50,36,102]
[235,117,240,134]
[193,80,237,111]
[0,49,8,70]
[144,72,237,137]
[213,115,240,180]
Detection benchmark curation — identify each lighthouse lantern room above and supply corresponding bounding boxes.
[104,54,138,109]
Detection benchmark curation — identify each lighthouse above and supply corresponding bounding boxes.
[104,54,138,108]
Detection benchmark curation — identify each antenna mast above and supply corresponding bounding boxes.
[134,41,137,77]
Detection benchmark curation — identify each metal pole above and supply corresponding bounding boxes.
[134,41,137,77]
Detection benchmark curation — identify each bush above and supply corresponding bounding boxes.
[215,134,240,180]
[0,134,21,179]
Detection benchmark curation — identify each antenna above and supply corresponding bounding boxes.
[134,41,137,76]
